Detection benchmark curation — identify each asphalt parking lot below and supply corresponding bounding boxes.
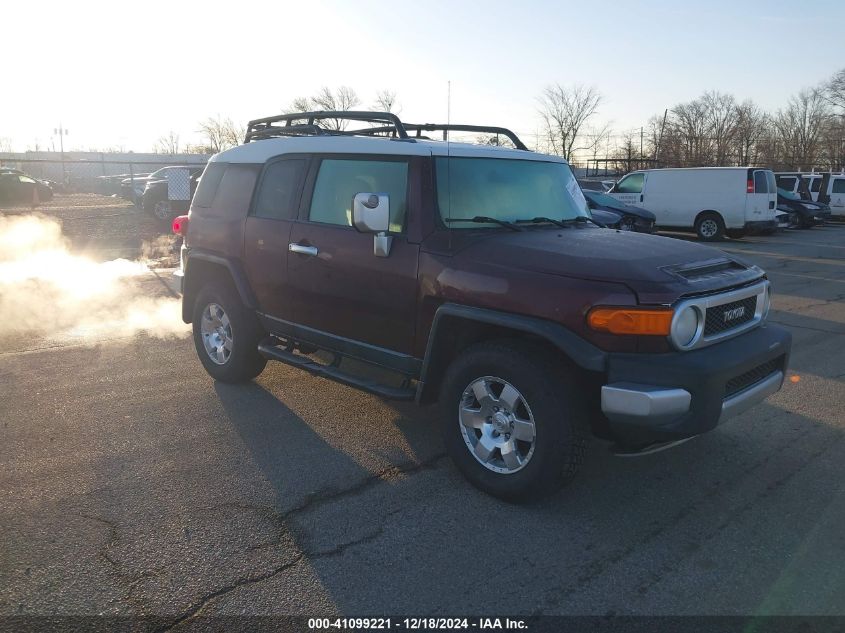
[1,197,844,623]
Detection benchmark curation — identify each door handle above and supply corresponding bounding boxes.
[289,243,318,256]
[769,201,775,209]
[639,194,644,203]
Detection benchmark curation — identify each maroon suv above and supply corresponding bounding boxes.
[175,112,791,501]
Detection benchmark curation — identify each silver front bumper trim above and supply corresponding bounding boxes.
[721,370,784,420]
[601,383,692,419]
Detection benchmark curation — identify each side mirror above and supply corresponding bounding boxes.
[352,192,392,257]
[352,193,390,233]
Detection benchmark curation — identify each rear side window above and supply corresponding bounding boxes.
[309,159,408,232]
[776,176,797,191]
[615,172,644,193]
[193,163,227,208]
[253,159,306,220]
[833,179,845,194]
[753,171,769,194]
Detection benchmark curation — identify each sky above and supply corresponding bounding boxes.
[2,0,844,154]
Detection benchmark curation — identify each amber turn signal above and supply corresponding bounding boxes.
[587,307,673,336]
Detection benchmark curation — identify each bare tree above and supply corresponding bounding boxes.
[733,100,768,165]
[154,131,180,154]
[372,90,400,113]
[310,86,361,130]
[671,97,712,166]
[703,91,738,165]
[286,87,361,130]
[773,88,830,169]
[538,84,602,161]
[289,96,312,113]
[198,116,244,153]
[0,137,12,153]
[823,68,845,111]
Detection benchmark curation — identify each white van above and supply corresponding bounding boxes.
[609,167,778,241]
[817,172,845,217]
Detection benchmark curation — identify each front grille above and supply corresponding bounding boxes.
[704,296,757,337]
[724,357,783,398]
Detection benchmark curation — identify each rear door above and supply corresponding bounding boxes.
[285,155,421,355]
[829,176,845,217]
[242,156,308,321]
[746,169,776,223]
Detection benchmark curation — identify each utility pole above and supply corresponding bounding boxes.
[654,109,668,166]
[640,127,644,169]
[54,124,68,184]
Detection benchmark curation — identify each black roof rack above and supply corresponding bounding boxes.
[244,111,528,150]
[358,123,528,151]
[244,111,409,143]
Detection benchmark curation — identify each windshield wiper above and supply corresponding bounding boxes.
[444,216,523,231]
[515,216,570,229]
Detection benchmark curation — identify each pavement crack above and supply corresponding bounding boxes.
[152,554,305,633]
[78,512,120,568]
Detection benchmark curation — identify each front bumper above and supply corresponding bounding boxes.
[600,323,791,445]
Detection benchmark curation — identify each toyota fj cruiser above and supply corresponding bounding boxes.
[175,111,791,501]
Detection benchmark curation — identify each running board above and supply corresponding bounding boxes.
[611,435,698,457]
[257,342,415,401]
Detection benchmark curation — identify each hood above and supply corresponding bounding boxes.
[449,227,764,296]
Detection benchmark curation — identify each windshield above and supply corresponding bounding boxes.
[149,168,169,178]
[584,190,628,210]
[435,157,589,227]
[778,187,800,200]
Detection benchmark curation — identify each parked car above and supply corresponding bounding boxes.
[174,111,791,501]
[142,166,204,222]
[577,179,610,192]
[609,167,778,241]
[119,172,153,204]
[582,189,656,232]
[0,168,59,193]
[776,187,831,228]
[0,172,54,204]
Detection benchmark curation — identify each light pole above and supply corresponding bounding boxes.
[54,124,68,184]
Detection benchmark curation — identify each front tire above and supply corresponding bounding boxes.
[695,212,725,241]
[192,282,267,383]
[438,341,587,502]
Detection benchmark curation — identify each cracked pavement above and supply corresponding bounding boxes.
[1,209,844,624]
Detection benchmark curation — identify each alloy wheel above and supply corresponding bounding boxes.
[458,376,536,474]
[201,303,233,365]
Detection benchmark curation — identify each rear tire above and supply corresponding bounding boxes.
[438,341,587,503]
[192,281,267,383]
[694,212,725,241]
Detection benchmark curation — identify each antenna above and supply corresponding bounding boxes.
[447,80,452,248]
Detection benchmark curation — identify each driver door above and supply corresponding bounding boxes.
[284,156,420,355]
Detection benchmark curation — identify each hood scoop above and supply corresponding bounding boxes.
[662,258,749,283]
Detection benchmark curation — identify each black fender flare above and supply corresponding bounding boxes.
[415,303,607,404]
[181,250,257,323]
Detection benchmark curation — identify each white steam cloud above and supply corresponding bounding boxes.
[0,214,189,342]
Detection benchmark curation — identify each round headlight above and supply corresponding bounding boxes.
[671,305,701,348]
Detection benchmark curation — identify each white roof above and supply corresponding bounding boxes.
[211,135,565,164]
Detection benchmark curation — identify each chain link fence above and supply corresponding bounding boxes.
[0,155,208,198]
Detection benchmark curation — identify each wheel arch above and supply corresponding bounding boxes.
[182,251,257,323]
[416,304,607,405]
[694,209,724,225]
